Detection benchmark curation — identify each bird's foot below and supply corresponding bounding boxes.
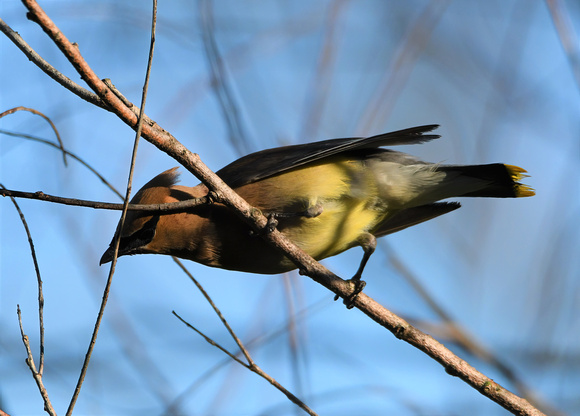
[265,203,323,220]
[249,212,279,236]
[255,203,323,235]
[206,190,219,204]
[334,277,367,309]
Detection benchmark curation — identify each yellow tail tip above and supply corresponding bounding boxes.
[505,165,535,197]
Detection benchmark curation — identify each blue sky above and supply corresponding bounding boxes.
[1,1,579,415]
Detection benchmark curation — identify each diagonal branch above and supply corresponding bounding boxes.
[0,128,122,198]
[17,306,56,416]
[173,312,317,416]
[173,258,255,366]
[0,17,105,108]
[3,1,547,415]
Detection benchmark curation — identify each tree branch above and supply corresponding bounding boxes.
[173,311,317,416]
[0,17,105,108]
[3,1,547,415]
[2,185,46,376]
[0,188,208,212]
[18,305,55,415]
[0,107,67,166]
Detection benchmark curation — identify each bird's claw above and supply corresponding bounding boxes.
[265,214,279,233]
[334,278,366,309]
[249,212,279,236]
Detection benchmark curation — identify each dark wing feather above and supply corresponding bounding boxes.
[217,125,440,188]
[374,202,460,237]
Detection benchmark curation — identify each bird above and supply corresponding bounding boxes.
[100,125,534,288]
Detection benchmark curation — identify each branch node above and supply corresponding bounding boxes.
[393,324,408,339]
[103,78,134,109]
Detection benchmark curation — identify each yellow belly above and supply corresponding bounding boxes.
[235,157,384,262]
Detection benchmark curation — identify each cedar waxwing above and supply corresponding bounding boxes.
[100,125,534,283]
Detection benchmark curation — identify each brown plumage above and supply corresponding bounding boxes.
[100,125,534,279]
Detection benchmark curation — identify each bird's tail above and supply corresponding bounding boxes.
[440,163,535,198]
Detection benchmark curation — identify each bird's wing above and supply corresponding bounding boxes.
[216,125,440,188]
[374,202,460,237]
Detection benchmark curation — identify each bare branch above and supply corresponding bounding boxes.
[173,258,255,365]
[389,251,562,416]
[17,306,56,416]
[0,107,67,166]
[163,297,330,415]
[0,187,208,212]
[173,311,318,416]
[0,128,123,198]
[2,184,46,376]
[0,17,105,108]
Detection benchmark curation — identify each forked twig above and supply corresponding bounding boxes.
[17,306,56,416]
[3,183,54,415]
[172,258,316,414]
[173,258,254,364]
[173,312,317,416]
[163,296,329,415]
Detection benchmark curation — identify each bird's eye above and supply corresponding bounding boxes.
[119,215,160,252]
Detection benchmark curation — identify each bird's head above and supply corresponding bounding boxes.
[100,167,182,265]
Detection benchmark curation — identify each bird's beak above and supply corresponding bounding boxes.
[99,246,115,265]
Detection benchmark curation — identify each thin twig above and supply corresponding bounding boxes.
[17,306,56,416]
[172,257,254,365]
[0,17,105,108]
[173,258,318,414]
[173,312,247,366]
[2,184,46,376]
[0,107,67,166]
[0,128,123,199]
[66,1,157,414]
[0,187,208,212]
[163,297,329,415]
[173,312,318,416]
